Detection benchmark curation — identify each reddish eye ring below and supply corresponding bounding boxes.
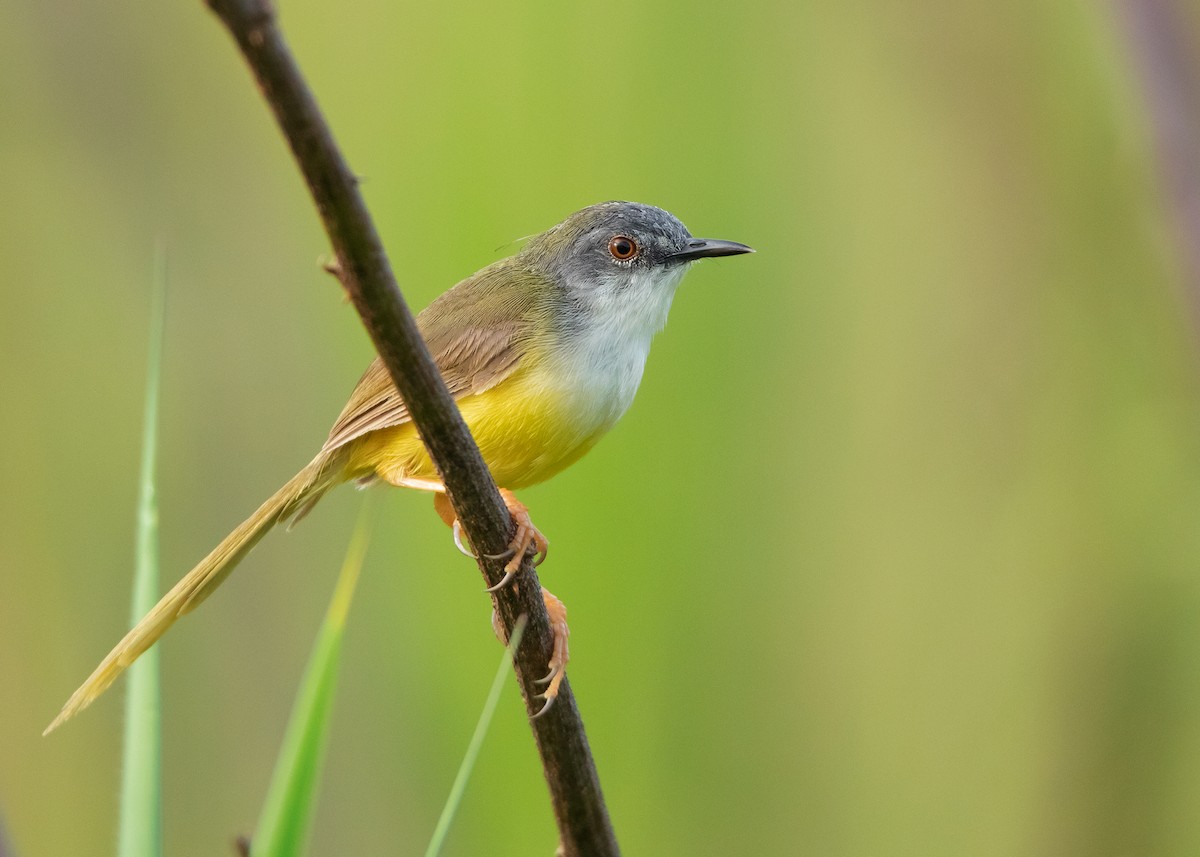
[608,235,638,261]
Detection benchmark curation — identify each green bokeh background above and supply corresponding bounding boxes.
[5,1,1200,855]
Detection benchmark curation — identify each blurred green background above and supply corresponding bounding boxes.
[5,0,1200,854]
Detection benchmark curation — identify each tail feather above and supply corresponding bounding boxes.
[44,453,341,736]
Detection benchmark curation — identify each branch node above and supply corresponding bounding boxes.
[319,254,344,279]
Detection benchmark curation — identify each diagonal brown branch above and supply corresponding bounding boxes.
[202,1,618,853]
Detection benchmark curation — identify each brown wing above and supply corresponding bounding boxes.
[321,258,544,454]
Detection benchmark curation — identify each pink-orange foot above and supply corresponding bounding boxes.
[484,490,549,590]
[492,586,569,718]
[534,587,570,716]
[434,490,548,591]
[436,491,564,716]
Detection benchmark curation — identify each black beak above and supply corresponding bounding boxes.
[669,238,755,263]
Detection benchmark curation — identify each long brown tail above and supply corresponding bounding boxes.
[44,453,343,735]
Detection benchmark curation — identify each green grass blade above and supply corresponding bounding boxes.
[424,614,528,857]
[250,499,374,857]
[0,806,16,857]
[118,244,168,857]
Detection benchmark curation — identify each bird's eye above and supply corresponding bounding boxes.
[608,235,638,261]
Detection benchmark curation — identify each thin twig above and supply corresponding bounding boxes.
[0,810,13,857]
[202,1,618,854]
[1116,0,1200,325]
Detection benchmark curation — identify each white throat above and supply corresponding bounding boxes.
[585,264,687,351]
[556,264,689,429]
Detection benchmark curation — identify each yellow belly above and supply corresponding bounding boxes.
[345,365,610,490]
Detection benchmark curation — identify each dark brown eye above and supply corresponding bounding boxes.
[608,235,638,261]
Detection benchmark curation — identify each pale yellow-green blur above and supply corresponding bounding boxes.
[5,1,1200,856]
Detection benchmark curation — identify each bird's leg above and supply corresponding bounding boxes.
[380,476,472,559]
[431,491,475,558]
[492,586,569,718]
[432,489,456,526]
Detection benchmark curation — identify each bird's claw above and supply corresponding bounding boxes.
[482,539,546,567]
[533,665,566,715]
[532,692,557,719]
[534,664,561,686]
[452,520,476,558]
[483,566,518,593]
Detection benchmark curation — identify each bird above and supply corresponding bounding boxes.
[45,200,752,733]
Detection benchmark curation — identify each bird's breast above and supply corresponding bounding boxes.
[368,268,682,490]
[553,331,650,429]
[450,319,656,489]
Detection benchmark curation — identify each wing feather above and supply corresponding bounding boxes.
[321,258,544,454]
